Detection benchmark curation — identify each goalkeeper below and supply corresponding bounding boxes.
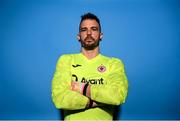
[51,12,128,121]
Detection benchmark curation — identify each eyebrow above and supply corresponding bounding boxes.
[80,26,99,30]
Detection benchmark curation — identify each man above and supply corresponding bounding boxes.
[51,12,128,120]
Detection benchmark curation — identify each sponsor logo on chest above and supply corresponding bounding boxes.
[71,64,107,85]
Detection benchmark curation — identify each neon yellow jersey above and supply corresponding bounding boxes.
[51,53,128,120]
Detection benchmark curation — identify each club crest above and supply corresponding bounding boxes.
[97,65,106,73]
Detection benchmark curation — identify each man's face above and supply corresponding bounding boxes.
[78,19,102,50]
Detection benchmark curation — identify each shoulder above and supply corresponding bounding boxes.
[111,57,124,65]
[57,53,79,62]
[100,55,125,71]
[100,54,124,65]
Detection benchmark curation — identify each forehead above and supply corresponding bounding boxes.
[80,19,99,28]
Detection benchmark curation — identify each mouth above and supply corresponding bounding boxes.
[85,36,94,42]
[85,40,94,45]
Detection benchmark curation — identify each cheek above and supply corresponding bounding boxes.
[92,33,100,39]
[79,34,86,39]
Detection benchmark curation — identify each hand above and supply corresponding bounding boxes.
[71,81,86,94]
[86,98,98,108]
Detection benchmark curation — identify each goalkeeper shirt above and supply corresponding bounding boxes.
[51,53,128,120]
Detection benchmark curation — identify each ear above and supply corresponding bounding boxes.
[77,34,80,41]
[100,33,103,40]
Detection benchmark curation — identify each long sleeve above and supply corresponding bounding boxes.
[90,58,128,105]
[51,55,89,110]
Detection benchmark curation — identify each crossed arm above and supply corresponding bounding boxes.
[51,55,128,110]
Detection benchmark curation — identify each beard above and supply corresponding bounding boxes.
[80,35,100,50]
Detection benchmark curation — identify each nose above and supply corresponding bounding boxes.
[87,29,92,35]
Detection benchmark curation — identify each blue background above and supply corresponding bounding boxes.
[0,0,180,120]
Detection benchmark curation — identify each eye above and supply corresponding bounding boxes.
[80,28,87,32]
[91,27,98,31]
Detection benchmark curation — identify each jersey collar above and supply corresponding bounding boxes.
[79,53,101,62]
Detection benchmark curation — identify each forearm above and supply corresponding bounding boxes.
[52,72,89,110]
[70,82,103,108]
[84,78,128,105]
[52,85,89,110]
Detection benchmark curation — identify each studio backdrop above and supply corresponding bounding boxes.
[0,0,180,120]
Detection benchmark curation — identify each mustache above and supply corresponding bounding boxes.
[85,35,95,41]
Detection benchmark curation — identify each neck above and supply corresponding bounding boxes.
[81,47,100,60]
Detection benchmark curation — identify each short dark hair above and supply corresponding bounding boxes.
[79,12,101,32]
